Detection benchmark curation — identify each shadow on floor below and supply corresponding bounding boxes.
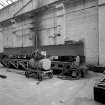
[72,97,104,105]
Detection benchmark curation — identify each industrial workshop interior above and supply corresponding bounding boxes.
[0,0,105,105]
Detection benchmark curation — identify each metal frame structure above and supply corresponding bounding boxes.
[0,0,17,9]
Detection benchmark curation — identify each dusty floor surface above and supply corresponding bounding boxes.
[0,66,104,105]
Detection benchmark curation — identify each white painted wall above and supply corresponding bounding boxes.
[37,3,66,46]
[37,0,99,65]
[0,0,103,66]
[0,31,3,52]
[99,5,105,66]
[65,0,99,65]
[2,18,34,48]
[99,0,105,5]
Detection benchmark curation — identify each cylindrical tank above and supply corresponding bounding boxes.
[29,58,51,70]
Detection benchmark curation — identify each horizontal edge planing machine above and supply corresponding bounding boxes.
[0,41,88,81]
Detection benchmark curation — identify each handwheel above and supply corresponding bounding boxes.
[48,72,53,79]
[71,70,81,79]
[7,62,10,68]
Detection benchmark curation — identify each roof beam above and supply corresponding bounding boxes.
[6,0,12,4]
[0,3,4,7]
[6,0,11,4]
[13,0,32,17]
[9,0,13,2]
[0,0,6,6]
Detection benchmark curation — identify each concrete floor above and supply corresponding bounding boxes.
[0,66,104,105]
